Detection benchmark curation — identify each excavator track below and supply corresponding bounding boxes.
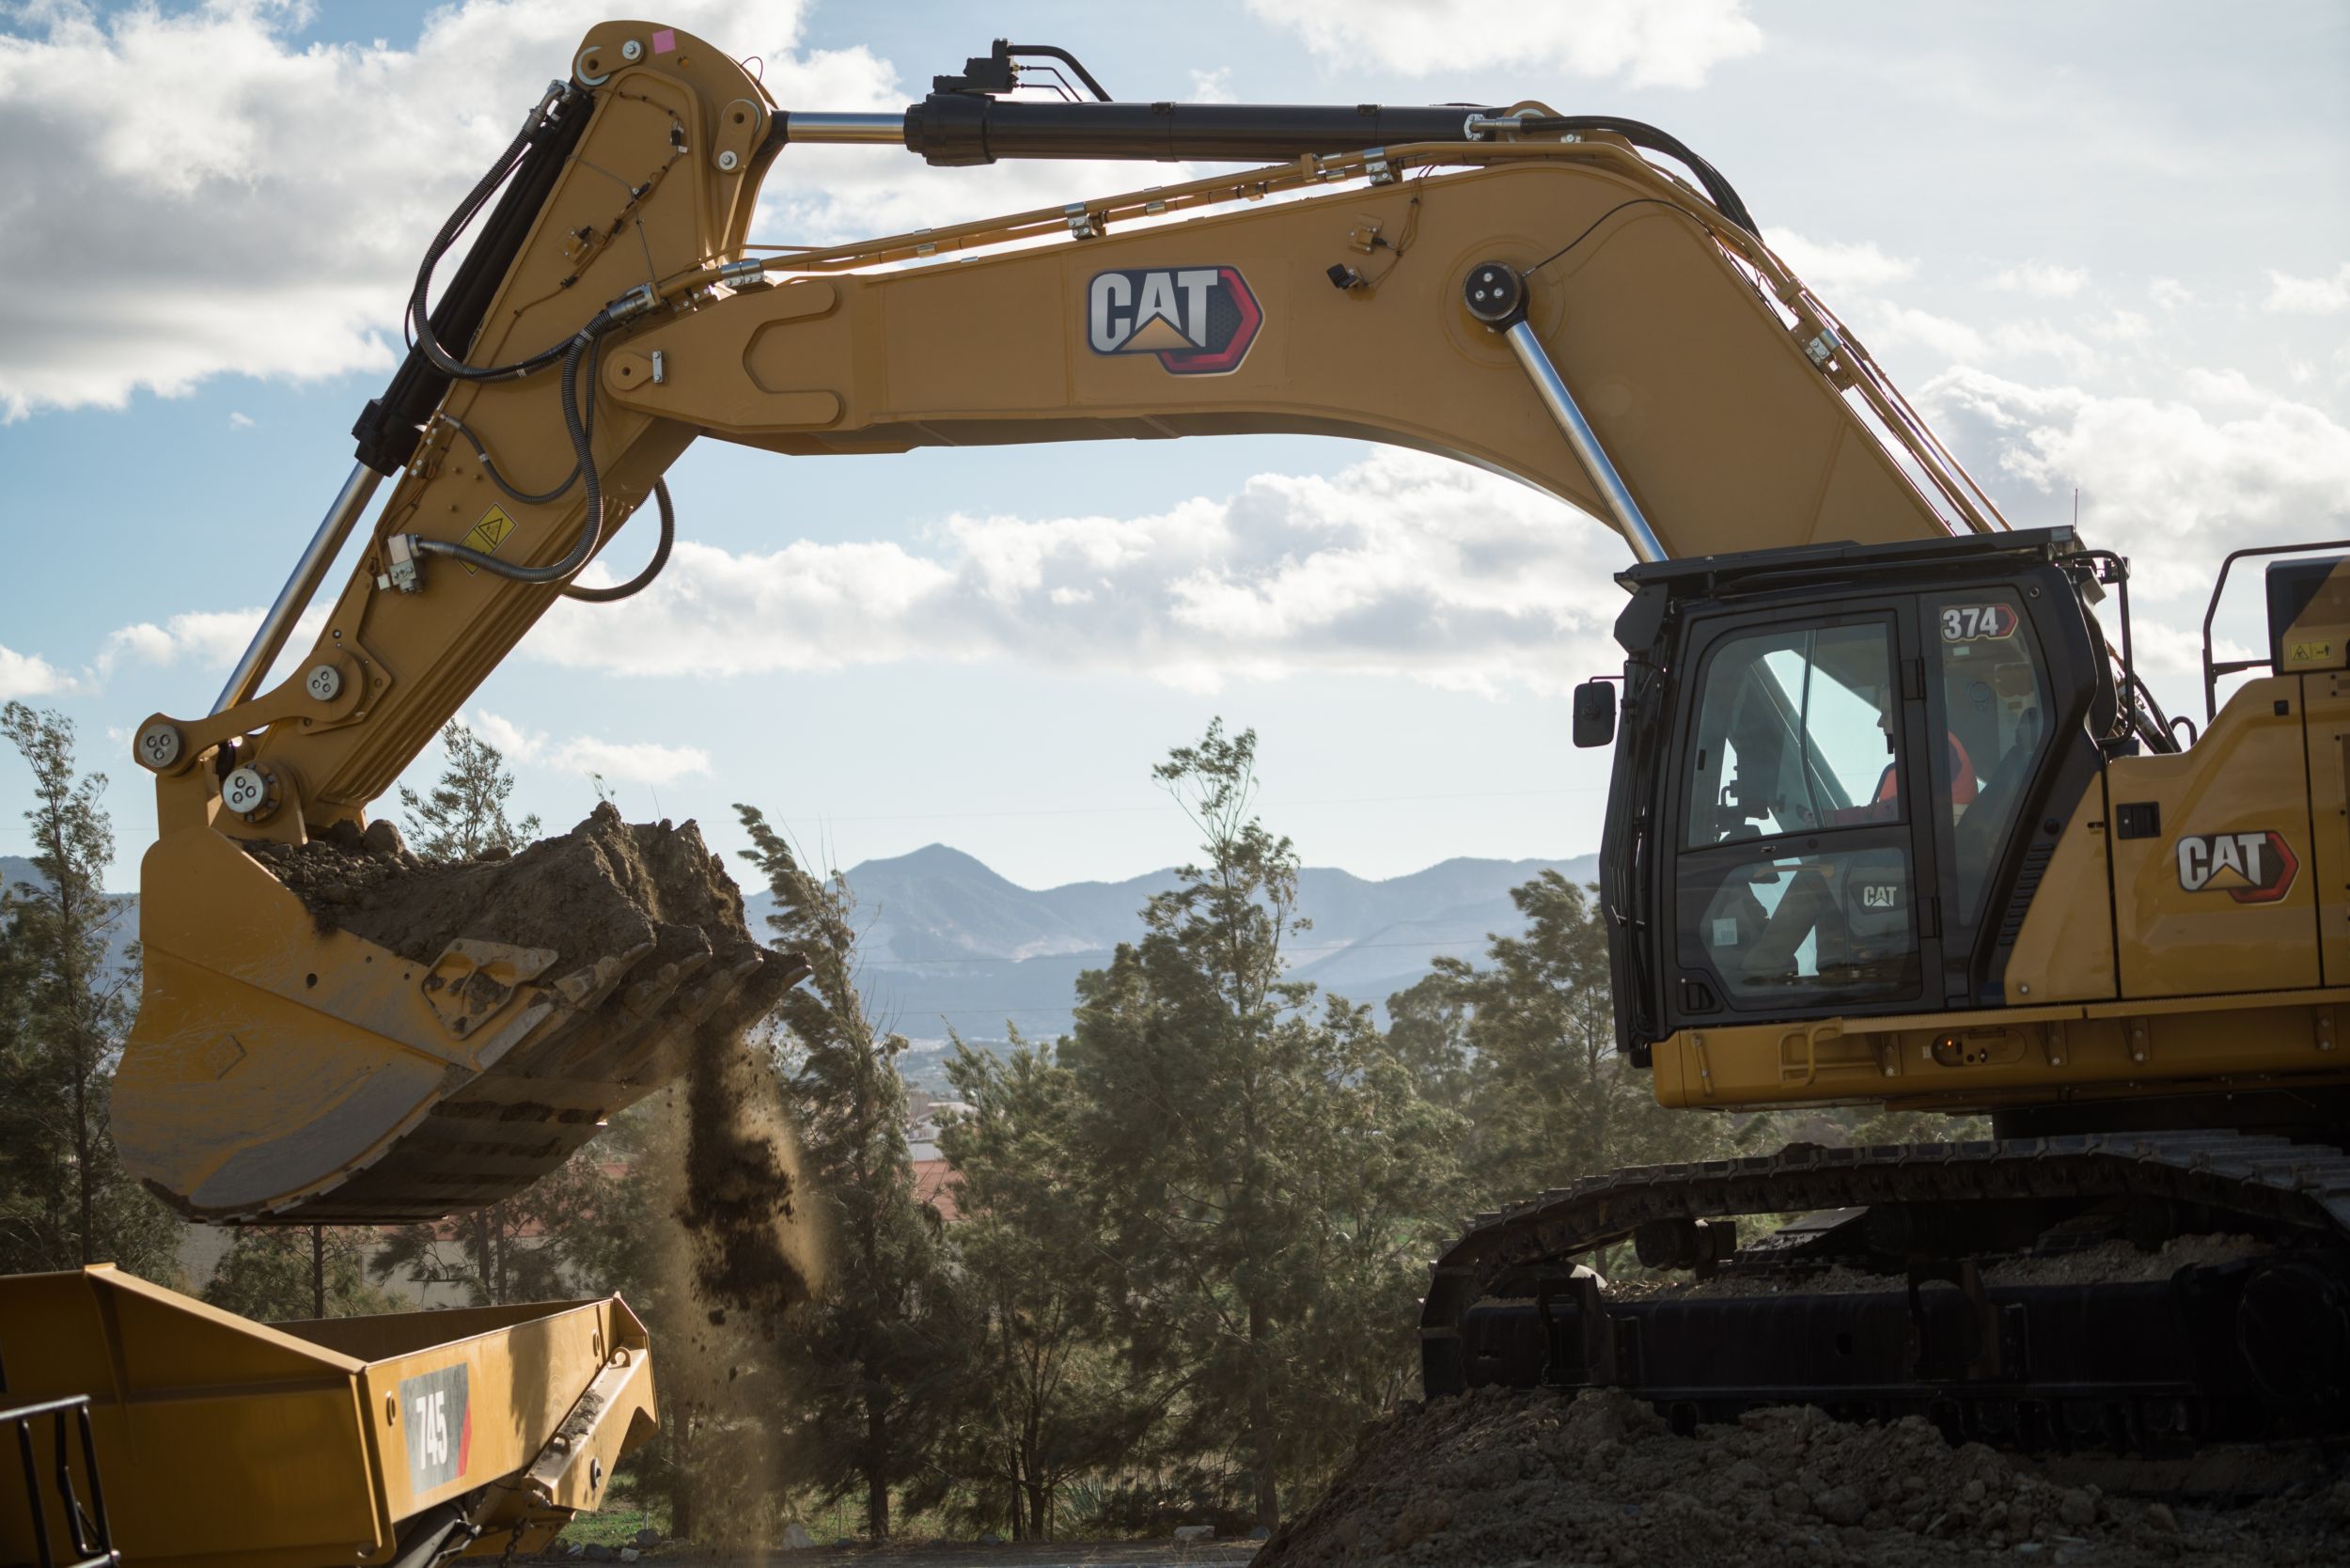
[1421,1132,2350,1449]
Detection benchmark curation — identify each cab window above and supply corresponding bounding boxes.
[1684,622,1901,849]
[1678,619,1920,1008]
[1930,593,2049,930]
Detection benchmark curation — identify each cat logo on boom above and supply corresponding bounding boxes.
[1087,266,1261,375]
[2175,830,2298,903]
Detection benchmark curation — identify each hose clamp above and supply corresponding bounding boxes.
[717,258,765,287]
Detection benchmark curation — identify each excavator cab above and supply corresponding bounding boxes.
[1592,525,2120,1068]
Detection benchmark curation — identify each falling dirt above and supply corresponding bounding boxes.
[677,1014,825,1325]
[1255,1388,2349,1567]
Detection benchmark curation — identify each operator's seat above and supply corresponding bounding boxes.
[1951,707,2044,880]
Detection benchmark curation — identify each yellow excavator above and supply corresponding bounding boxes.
[9,16,2348,1563]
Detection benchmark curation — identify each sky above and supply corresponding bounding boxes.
[1,0,2346,894]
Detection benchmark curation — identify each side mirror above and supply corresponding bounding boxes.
[1572,680,1618,748]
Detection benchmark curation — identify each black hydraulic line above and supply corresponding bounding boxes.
[563,477,675,602]
[999,42,1112,101]
[411,323,610,585]
[351,85,594,476]
[1514,115,1756,233]
[439,335,603,509]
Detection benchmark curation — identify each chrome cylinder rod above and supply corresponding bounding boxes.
[784,111,907,145]
[212,461,383,714]
[1503,318,1668,564]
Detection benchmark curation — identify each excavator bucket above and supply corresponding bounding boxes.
[112,806,801,1224]
[0,1265,655,1567]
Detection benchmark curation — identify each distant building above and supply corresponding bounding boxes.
[906,1094,972,1222]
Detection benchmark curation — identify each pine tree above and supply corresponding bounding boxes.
[0,702,181,1277]
[939,1034,1163,1539]
[398,720,540,861]
[737,805,954,1540]
[1059,720,1460,1529]
[1404,870,1770,1213]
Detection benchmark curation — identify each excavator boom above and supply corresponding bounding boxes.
[113,20,1997,1224]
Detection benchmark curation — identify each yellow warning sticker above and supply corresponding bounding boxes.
[2290,640,2336,666]
[461,505,515,575]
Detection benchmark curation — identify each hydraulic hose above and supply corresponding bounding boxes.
[1515,115,1757,233]
[406,91,582,384]
[411,322,610,584]
[563,477,675,602]
[440,341,601,509]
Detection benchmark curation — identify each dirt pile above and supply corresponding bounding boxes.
[1255,1388,2350,1567]
[253,805,770,980]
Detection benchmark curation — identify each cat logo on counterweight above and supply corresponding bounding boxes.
[1087,267,1261,375]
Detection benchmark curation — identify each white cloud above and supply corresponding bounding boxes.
[527,449,1635,695]
[470,710,710,785]
[2264,263,2350,316]
[0,643,72,699]
[99,609,273,675]
[0,1,888,418]
[1248,0,1763,89]
[227,411,254,429]
[1924,368,2350,605]
[2148,277,2193,310]
[0,1,1216,420]
[1991,261,2089,299]
[1769,231,1917,292]
[1188,68,1235,103]
[1852,306,2103,377]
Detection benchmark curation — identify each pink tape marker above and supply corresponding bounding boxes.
[651,27,677,54]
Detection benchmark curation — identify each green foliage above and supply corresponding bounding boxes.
[737,805,956,1541]
[0,702,181,1278]
[1407,870,1762,1206]
[1057,720,1464,1529]
[204,1226,400,1321]
[936,1034,1164,1539]
[398,719,540,862]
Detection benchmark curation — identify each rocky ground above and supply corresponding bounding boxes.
[1253,1388,2350,1567]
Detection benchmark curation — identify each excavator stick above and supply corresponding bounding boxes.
[0,1266,655,1566]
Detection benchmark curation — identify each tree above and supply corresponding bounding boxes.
[0,702,180,1278]
[398,720,540,862]
[938,1034,1163,1540]
[205,1226,400,1321]
[1058,720,1460,1529]
[1398,870,1772,1216]
[738,805,954,1541]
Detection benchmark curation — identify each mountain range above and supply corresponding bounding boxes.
[6,845,1599,1086]
[0,855,140,974]
[746,844,1598,1071]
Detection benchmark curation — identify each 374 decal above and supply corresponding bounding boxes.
[2175,830,2298,903]
[1087,267,1261,374]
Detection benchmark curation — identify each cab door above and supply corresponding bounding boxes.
[1664,602,1945,1027]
